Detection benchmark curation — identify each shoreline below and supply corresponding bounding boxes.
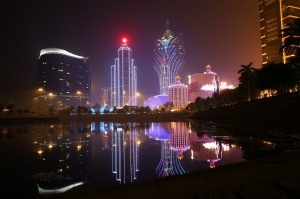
[41,152,300,199]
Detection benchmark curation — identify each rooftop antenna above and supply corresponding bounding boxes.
[166,19,169,30]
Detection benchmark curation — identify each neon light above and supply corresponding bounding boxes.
[122,38,127,43]
[111,43,137,107]
[39,48,87,59]
[154,22,185,95]
[37,182,85,195]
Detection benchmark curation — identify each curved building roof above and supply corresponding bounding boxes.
[145,94,169,110]
[39,48,89,63]
[145,123,171,140]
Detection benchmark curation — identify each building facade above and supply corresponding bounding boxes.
[101,87,109,107]
[154,20,185,95]
[111,39,137,107]
[37,48,91,110]
[188,65,219,102]
[168,76,188,110]
[259,0,300,64]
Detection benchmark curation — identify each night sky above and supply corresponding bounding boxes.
[1,0,262,107]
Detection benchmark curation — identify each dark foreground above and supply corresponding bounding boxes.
[40,152,300,199]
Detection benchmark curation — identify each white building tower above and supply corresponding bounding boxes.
[168,76,188,110]
[111,39,137,107]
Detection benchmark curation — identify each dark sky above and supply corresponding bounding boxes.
[1,0,262,107]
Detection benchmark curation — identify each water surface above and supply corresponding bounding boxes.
[0,120,291,198]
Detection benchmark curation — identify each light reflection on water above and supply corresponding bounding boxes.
[0,121,287,198]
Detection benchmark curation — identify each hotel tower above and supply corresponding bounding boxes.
[154,20,185,95]
[259,0,300,64]
[111,39,137,107]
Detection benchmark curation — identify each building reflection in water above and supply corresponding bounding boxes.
[91,122,112,150]
[32,122,91,195]
[112,123,139,184]
[190,132,230,168]
[170,122,190,160]
[146,123,185,177]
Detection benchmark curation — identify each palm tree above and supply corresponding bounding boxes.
[238,62,256,101]
[279,18,300,58]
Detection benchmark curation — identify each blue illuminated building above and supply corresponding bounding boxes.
[154,20,185,94]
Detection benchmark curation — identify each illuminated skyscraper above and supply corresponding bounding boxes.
[111,39,137,107]
[154,20,185,95]
[37,48,91,109]
[259,0,300,64]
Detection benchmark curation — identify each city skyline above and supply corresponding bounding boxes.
[1,0,262,107]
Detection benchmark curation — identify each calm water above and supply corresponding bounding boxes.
[0,120,294,198]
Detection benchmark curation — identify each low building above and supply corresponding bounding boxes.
[168,76,188,110]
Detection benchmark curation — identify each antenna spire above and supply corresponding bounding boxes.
[166,19,169,30]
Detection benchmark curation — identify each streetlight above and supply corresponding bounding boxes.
[49,93,53,107]
[34,98,37,111]
[136,92,140,106]
[38,88,44,114]
[77,91,82,106]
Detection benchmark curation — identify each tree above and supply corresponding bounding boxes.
[0,104,4,112]
[49,107,54,115]
[238,62,257,101]
[145,106,151,114]
[280,18,300,58]
[256,62,297,94]
[7,103,15,113]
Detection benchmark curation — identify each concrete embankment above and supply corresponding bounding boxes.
[0,112,189,125]
[186,91,300,136]
[59,112,189,122]
[0,115,59,124]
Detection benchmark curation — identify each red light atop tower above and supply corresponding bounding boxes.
[122,38,127,43]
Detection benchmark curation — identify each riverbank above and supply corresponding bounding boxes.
[40,152,300,199]
[186,91,300,138]
[59,112,189,122]
[0,112,189,125]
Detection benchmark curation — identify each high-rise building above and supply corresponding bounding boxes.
[259,0,300,64]
[168,76,188,110]
[37,48,91,110]
[154,20,185,95]
[101,87,109,107]
[111,39,137,107]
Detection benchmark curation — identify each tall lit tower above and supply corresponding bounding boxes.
[111,39,137,107]
[259,0,300,64]
[154,20,185,95]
